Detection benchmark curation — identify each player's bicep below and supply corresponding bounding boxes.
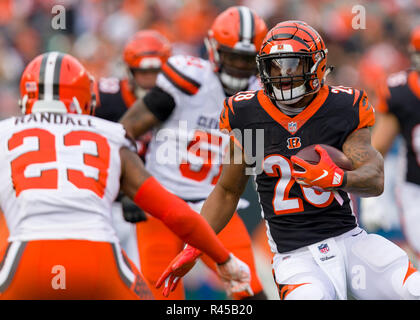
[342,128,383,170]
[119,147,151,199]
[119,98,160,139]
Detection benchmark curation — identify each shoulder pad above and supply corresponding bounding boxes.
[328,86,372,114]
[159,55,209,96]
[229,90,259,109]
[219,90,259,132]
[90,117,137,152]
[328,85,375,128]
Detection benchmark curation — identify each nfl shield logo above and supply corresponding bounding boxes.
[288,121,297,133]
[318,243,329,254]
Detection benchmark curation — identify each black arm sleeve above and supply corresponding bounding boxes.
[143,86,176,122]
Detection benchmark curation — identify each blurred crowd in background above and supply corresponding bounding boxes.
[1,0,420,299]
[1,0,419,118]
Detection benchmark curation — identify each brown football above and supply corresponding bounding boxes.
[293,144,353,171]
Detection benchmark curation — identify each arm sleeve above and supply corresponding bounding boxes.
[143,86,176,122]
[133,177,230,264]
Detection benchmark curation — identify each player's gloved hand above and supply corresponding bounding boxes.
[155,245,202,297]
[121,195,148,223]
[291,145,346,190]
[216,253,253,297]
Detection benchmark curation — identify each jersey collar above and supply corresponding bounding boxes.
[257,85,330,135]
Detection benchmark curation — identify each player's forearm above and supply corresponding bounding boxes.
[119,99,160,139]
[340,128,384,197]
[340,155,384,197]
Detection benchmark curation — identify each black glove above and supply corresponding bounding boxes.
[120,195,148,223]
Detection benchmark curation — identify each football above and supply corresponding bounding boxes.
[293,144,353,171]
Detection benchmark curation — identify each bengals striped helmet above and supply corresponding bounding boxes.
[409,26,420,71]
[256,21,328,104]
[205,6,267,95]
[123,30,171,71]
[20,51,96,115]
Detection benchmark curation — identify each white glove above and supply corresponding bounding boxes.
[216,253,253,297]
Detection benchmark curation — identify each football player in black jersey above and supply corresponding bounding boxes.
[95,30,171,160]
[372,26,420,267]
[159,21,420,300]
[94,30,172,268]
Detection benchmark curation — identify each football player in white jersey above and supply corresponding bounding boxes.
[0,52,251,299]
[120,6,268,300]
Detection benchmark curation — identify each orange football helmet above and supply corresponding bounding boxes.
[123,30,171,71]
[205,6,268,95]
[256,21,328,104]
[409,26,420,71]
[20,52,96,115]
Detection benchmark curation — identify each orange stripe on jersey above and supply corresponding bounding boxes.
[227,96,235,115]
[353,89,361,106]
[219,100,232,132]
[257,86,329,135]
[120,79,136,108]
[356,91,375,130]
[0,210,9,253]
[408,70,420,100]
[161,62,201,95]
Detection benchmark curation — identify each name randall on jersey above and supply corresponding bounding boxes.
[14,112,94,127]
[151,120,265,175]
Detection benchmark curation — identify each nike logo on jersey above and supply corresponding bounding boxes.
[332,172,342,186]
[311,170,328,183]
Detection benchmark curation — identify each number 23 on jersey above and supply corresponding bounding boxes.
[8,128,110,197]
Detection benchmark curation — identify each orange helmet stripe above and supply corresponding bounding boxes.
[161,62,201,95]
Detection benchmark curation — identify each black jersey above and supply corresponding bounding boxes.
[94,77,152,160]
[94,77,136,122]
[220,85,375,253]
[377,70,420,185]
